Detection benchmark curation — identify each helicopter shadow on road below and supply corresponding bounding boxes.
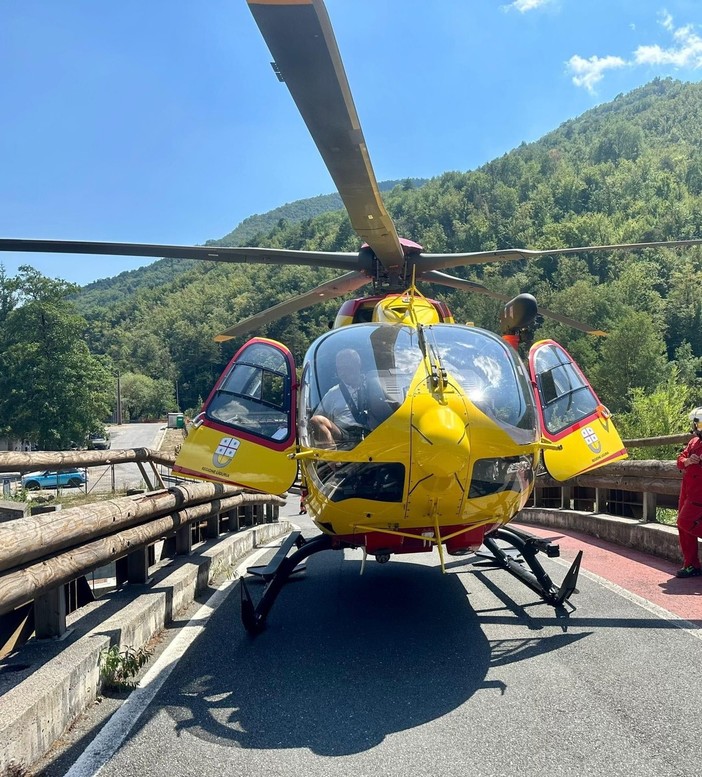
[140,551,591,756]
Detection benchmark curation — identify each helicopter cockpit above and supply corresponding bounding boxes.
[298,322,539,452]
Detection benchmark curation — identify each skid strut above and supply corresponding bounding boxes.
[241,533,335,634]
[482,525,581,606]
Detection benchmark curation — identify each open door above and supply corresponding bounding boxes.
[528,340,627,481]
[173,338,298,493]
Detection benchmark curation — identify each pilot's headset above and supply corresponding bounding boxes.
[690,407,702,438]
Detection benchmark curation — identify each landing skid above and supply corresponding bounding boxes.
[241,533,335,634]
[247,531,306,581]
[482,526,581,607]
[240,525,581,634]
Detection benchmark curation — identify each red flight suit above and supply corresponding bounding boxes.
[676,434,702,568]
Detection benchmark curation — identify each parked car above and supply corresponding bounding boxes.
[21,470,88,490]
[87,432,111,450]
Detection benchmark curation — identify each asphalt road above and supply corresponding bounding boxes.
[88,422,165,494]
[38,495,702,777]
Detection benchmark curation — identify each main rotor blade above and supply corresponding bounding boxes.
[214,269,370,342]
[420,270,607,336]
[416,238,702,273]
[0,238,365,272]
[246,0,404,271]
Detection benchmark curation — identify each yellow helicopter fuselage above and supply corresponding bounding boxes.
[299,357,536,560]
[173,288,626,567]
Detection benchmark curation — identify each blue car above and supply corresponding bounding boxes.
[21,470,88,490]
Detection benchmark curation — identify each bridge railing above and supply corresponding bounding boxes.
[532,434,687,522]
[0,449,285,657]
[0,446,177,496]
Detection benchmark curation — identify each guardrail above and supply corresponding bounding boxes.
[532,434,687,521]
[0,447,176,497]
[0,449,286,658]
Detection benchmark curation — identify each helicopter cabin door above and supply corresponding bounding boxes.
[173,338,298,493]
[528,339,627,481]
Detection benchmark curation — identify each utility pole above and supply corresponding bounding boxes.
[116,372,123,425]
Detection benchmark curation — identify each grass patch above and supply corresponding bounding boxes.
[656,507,678,526]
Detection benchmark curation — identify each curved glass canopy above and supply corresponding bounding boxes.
[298,323,538,451]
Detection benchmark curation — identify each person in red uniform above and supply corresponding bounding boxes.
[675,407,702,577]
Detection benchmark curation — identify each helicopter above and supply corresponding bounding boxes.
[3,0,702,633]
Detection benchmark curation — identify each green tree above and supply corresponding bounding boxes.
[0,267,113,449]
[589,311,668,413]
[120,372,176,421]
[618,367,693,459]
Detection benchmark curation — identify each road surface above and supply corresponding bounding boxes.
[36,499,702,777]
[88,422,165,494]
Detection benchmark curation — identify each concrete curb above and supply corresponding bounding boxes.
[0,520,291,774]
[517,507,691,564]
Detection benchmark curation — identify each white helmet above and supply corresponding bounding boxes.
[690,407,702,430]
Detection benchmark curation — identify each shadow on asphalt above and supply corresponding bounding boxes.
[133,551,589,756]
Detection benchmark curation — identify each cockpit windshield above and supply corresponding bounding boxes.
[299,324,422,450]
[299,323,537,450]
[424,325,537,438]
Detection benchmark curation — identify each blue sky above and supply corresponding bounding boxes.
[2,0,702,286]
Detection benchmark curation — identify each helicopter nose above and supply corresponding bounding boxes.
[414,406,470,478]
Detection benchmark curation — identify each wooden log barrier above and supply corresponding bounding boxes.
[0,491,285,617]
[0,482,248,573]
[0,447,176,473]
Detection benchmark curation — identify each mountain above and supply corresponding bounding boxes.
[207,178,427,247]
[75,178,427,314]
[74,77,702,415]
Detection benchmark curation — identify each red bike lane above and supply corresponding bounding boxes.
[514,523,702,627]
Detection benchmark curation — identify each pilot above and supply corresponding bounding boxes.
[309,348,382,447]
[674,406,702,578]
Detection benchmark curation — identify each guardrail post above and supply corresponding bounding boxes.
[34,586,67,639]
[206,512,220,539]
[160,536,176,560]
[176,524,192,555]
[642,491,657,523]
[594,488,605,513]
[227,508,240,532]
[127,548,150,584]
[116,556,129,587]
[560,485,572,510]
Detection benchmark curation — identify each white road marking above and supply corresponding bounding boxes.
[63,541,277,777]
[550,556,702,640]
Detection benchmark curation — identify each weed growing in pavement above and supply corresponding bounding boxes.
[98,644,153,691]
[209,558,238,583]
[1,761,30,777]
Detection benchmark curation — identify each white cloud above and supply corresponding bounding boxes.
[503,0,553,12]
[568,12,702,93]
[567,54,627,94]
[634,14,702,68]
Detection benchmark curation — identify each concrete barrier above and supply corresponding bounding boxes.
[0,520,291,775]
[517,507,690,564]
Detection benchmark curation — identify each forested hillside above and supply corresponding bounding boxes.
[74,77,702,437]
[207,177,427,247]
[76,178,427,314]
